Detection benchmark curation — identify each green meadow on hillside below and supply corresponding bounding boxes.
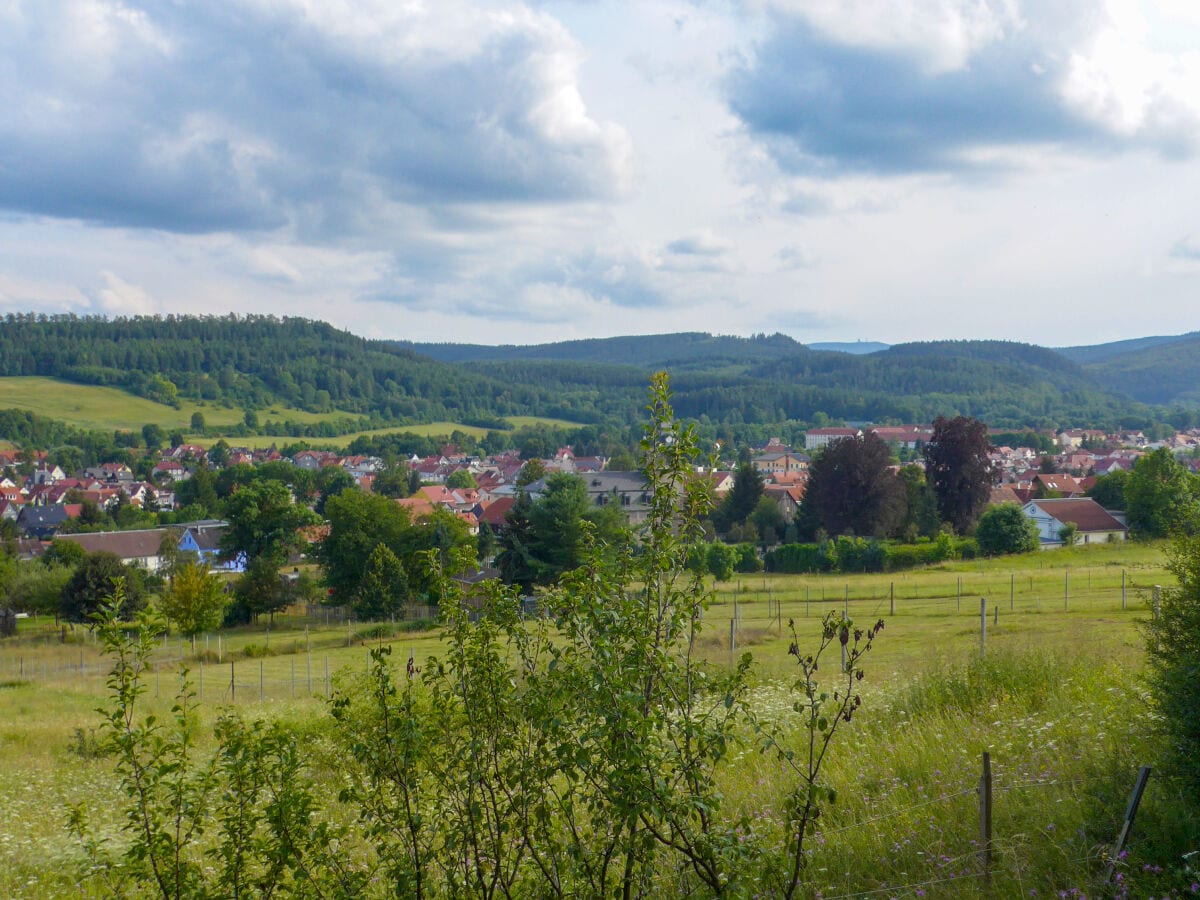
[0,378,583,446]
[0,377,333,433]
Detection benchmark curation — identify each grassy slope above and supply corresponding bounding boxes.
[0,542,1183,897]
[0,377,335,432]
[192,415,585,449]
[0,378,584,446]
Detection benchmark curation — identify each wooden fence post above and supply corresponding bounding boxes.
[979,751,993,888]
[840,609,847,672]
[1105,766,1152,884]
[230,660,235,702]
[980,598,987,658]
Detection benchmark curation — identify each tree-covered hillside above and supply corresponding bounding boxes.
[0,316,1185,447]
[398,331,809,370]
[1059,332,1200,408]
[0,314,549,424]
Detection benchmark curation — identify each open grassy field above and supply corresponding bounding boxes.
[0,377,585,446]
[0,543,1193,898]
[193,415,589,449]
[0,377,333,433]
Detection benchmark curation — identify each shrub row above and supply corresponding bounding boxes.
[765,534,979,574]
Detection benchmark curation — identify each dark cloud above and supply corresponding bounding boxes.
[0,2,628,236]
[726,18,1105,176]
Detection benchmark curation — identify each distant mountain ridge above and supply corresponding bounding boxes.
[807,341,890,354]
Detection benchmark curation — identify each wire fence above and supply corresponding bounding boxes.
[794,752,1134,899]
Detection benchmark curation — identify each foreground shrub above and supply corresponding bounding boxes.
[71,376,885,898]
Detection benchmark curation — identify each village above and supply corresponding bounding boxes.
[3,420,1198,574]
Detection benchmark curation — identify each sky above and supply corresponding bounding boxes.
[2,0,1200,348]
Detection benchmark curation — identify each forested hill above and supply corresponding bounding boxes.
[444,335,1165,429]
[0,315,1190,435]
[396,332,809,370]
[0,314,573,425]
[1057,332,1200,407]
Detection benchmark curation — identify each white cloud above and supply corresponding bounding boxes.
[91,271,157,315]
[1060,0,1200,150]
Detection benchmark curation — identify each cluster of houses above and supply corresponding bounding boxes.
[5,419,1200,565]
[755,424,1200,548]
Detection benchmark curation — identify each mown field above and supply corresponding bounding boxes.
[1,543,1195,898]
[192,415,585,450]
[0,377,583,447]
[0,377,331,433]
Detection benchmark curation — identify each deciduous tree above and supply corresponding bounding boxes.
[924,415,997,534]
[158,561,227,636]
[975,503,1040,555]
[1125,447,1200,538]
[803,433,906,538]
[61,552,146,622]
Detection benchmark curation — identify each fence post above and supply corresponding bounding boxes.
[1122,570,1127,611]
[978,751,993,888]
[729,619,736,664]
[840,609,847,672]
[980,597,987,658]
[1152,585,1161,619]
[230,661,235,702]
[1105,766,1152,884]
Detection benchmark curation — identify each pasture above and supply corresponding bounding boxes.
[0,543,1193,898]
[0,377,331,433]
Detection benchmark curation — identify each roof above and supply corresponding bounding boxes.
[1024,498,1126,533]
[477,496,516,527]
[58,529,167,560]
